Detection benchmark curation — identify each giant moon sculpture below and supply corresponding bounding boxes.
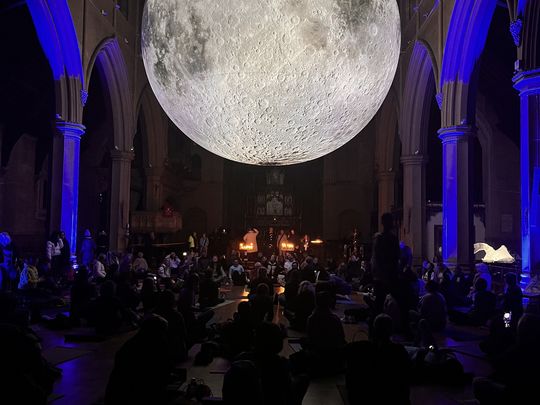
[142,0,400,165]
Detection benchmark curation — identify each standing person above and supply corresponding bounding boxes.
[80,229,96,267]
[188,232,198,253]
[46,231,64,279]
[277,229,288,257]
[370,213,400,313]
[59,231,71,268]
[199,233,209,257]
[243,228,259,259]
[96,231,109,256]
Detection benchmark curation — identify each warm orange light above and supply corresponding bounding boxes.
[281,242,295,251]
[239,242,254,251]
[311,239,324,244]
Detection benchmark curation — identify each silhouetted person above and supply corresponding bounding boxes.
[238,322,308,405]
[178,272,213,346]
[413,280,447,332]
[0,322,56,405]
[105,315,172,405]
[154,290,188,362]
[222,360,263,405]
[474,314,540,404]
[140,277,158,313]
[449,277,496,326]
[289,281,315,331]
[70,266,96,325]
[220,301,255,358]
[283,269,301,309]
[88,281,130,335]
[304,291,346,374]
[116,271,140,311]
[299,257,316,283]
[199,269,224,308]
[250,283,274,325]
[371,213,400,313]
[346,314,411,405]
[502,272,523,327]
[249,267,274,299]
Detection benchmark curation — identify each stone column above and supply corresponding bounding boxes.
[109,150,134,253]
[401,155,426,265]
[50,120,85,255]
[377,171,396,219]
[144,166,163,211]
[514,69,540,275]
[438,125,475,269]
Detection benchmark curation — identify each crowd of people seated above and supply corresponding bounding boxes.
[0,216,538,405]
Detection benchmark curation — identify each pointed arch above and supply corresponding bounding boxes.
[440,0,497,126]
[136,84,168,169]
[401,41,438,156]
[86,37,134,151]
[27,0,84,122]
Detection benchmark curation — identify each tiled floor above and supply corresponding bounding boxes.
[39,287,492,405]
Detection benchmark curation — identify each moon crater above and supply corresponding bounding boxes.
[142,0,400,165]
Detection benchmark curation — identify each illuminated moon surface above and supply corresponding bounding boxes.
[142,0,400,165]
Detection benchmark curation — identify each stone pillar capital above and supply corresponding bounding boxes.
[438,125,475,144]
[400,154,427,166]
[55,120,85,140]
[513,68,540,95]
[110,149,135,162]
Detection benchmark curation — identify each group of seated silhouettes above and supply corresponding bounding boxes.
[2,215,540,405]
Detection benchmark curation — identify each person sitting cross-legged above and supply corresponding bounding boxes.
[237,322,309,405]
[346,314,411,405]
[153,290,188,362]
[249,283,274,325]
[449,277,496,326]
[301,291,346,375]
[105,315,175,405]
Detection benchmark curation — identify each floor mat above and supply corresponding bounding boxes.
[444,345,488,361]
[445,329,487,342]
[210,300,236,310]
[336,384,350,405]
[42,346,92,365]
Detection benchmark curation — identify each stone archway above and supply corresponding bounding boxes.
[399,41,438,263]
[84,38,135,252]
[27,0,85,253]
[439,0,498,268]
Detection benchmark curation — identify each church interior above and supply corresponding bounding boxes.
[0,1,539,404]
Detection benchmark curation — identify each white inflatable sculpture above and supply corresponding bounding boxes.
[473,243,515,264]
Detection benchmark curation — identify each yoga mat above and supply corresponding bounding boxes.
[42,346,91,365]
[445,329,487,342]
[336,385,350,405]
[211,300,236,310]
[444,345,488,361]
